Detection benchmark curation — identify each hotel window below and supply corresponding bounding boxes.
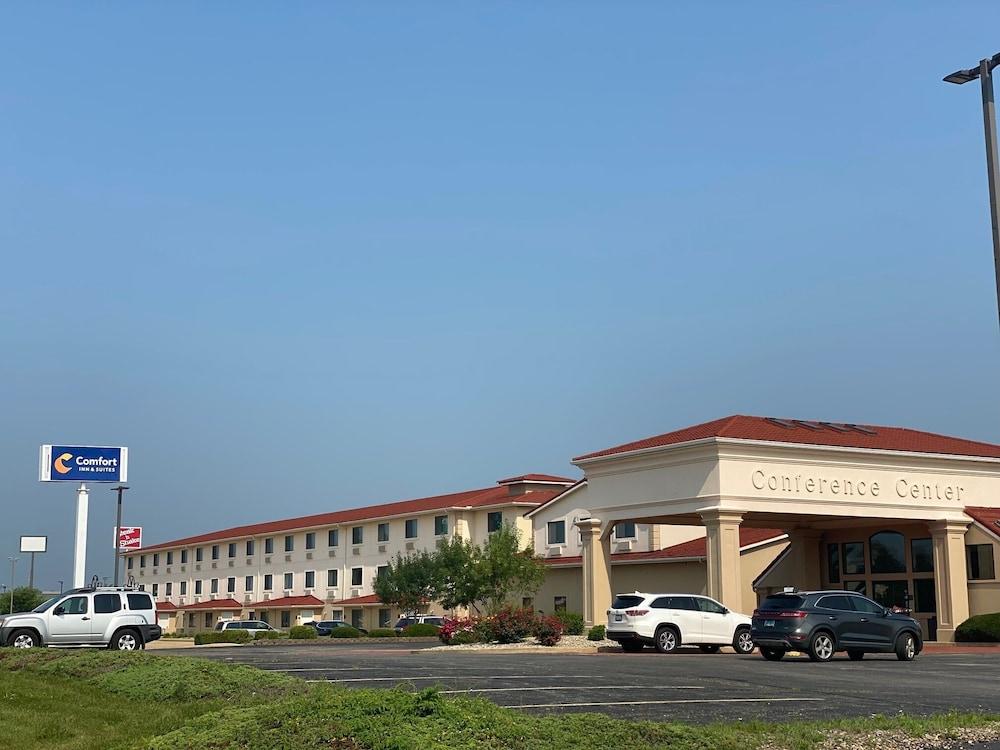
[210,578,219,594]
[281,611,291,629]
[283,572,294,590]
[378,523,389,543]
[181,549,188,564]
[487,512,503,533]
[869,531,905,574]
[152,583,159,597]
[212,545,220,561]
[352,526,363,545]
[205,613,212,628]
[967,544,996,580]
[327,569,338,587]
[547,521,566,545]
[306,532,316,550]
[246,539,255,557]
[379,608,391,628]
[615,521,636,539]
[328,529,339,547]
[914,579,936,613]
[554,596,567,612]
[376,565,388,580]
[434,515,448,536]
[152,553,160,567]
[195,580,202,595]
[263,574,273,591]
[127,557,134,570]
[165,582,172,596]
[911,538,934,573]
[265,538,274,554]
[351,609,364,629]
[140,555,146,568]
[844,580,866,596]
[227,577,236,594]
[872,580,908,609]
[245,575,254,591]
[827,543,841,584]
[351,567,363,586]
[405,519,418,539]
[228,543,236,559]
[166,551,173,565]
[305,570,315,588]
[842,542,865,575]
[179,581,187,595]
[522,597,533,609]
[284,535,294,553]
[196,547,203,562]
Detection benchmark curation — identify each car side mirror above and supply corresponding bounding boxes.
[721,608,729,615]
[53,606,65,616]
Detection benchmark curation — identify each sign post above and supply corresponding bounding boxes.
[110,486,129,586]
[39,445,129,590]
[18,536,47,590]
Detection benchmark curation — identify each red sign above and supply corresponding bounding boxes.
[118,526,142,551]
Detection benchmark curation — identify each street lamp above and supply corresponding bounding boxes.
[944,52,1000,329]
[8,557,18,615]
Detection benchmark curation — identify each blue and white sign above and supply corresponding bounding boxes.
[39,445,128,482]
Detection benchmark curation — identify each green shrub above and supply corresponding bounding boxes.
[478,607,537,643]
[368,628,398,638]
[956,612,1000,642]
[402,623,440,637]
[587,624,607,641]
[193,630,252,645]
[254,630,284,640]
[288,625,317,640]
[449,630,480,645]
[554,611,585,635]
[534,615,564,646]
[329,626,361,639]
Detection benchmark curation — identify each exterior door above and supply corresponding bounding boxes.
[695,597,732,643]
[651,596,702,642]
[49,595,91,644]
[89,593,124,644]
[850,595,895,647]
[815,594,862,646]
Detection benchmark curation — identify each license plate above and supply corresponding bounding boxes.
[614,614,623,622]
[764,619,775,627]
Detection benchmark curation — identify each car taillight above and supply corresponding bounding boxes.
[776,611,808,619]
[625,609,649,616]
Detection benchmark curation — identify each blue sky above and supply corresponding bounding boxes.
[3,3,1000,590]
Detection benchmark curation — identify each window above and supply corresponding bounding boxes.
[127,593,153,611]
[911,538,933,573]
[405,519,418,539]
[869,531,906,574]
[378,523,389,542]
[522,597,533,609]
[844,580,866,596]
[210,578,219,594]
[140,555,146,568]
[179,581,187,595]
[967,544,996,580]
[352,526,363,545]
[872,580,909,609]
[195,580,202,595]
[487,512,503,533]
[306,532,316,550]
[615,521,636,539]
[196,547,203,562]
[305,571,315,588]
[165,582,172,596]
[227,577,236,593]
[245,576,254,591]
[204,613,213,628]
[612,595,645,609]
[652,595,698,610]
[914,578,936,612]
[817,595,853,611]
[379,608,391,628]
[351,567,363,586]
[59,596,88,615]
[554,596,567,612]
[547,520,566,545]
[152,553,159,567]
[434,515,448,536]
[327,569,338,587]
[228,543,236,558]
[842,542,865,575]
[127,556,133,570]
[94,594,122,613]
[696,597,726,614]
[284,572,294,590]
[280,611,291,629]
[351,609,364,628]
[850,595,884,614]
[152,584,159,597]
[284,535,294,553]
[265,538,274,554]
[376,565,388,580]
[328,529,339,547]
[181,549,188,564]
[212,545,220,560]
[264,574,273,591]
[826,543,841,584]
[166,551,173,565]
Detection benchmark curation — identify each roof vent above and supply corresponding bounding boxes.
[793,420,822,431]
[764,417,796,429]
[819,422,851,433]
[844,423,878,435]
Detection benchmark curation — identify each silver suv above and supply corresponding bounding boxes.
[0,587,162,650]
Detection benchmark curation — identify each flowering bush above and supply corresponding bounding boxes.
[438,616,479,645]
[534,615,564,647]
[478,607,538,644]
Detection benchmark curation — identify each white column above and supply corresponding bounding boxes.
[73,483,89,588]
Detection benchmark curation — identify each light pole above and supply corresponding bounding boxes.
[111,485,129,587]
[944,53,1000,329]
[8,557,18,615]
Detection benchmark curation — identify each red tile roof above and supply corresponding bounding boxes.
[155,601,177,612]
[545,528,786,566]
[250,595,324,609]
[140,480,561,552]
[575,415,1000,461]
[331,593,382,606]
[497,474,576,485]
[179,598,242,611]
[965,507,1000,538]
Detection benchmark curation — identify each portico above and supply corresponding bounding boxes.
[571,416,1000,642]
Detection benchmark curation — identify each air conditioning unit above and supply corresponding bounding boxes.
[264,556,271,564]
[246,558,253,566]
[285,554,292,562]
[435,538,446,548]
[616,540,635,552]
[165,567,171,574]
[244,595,252,603]
[139,570,145,577]
[178,598,186,606]
[547,547,564,557]
[180,565,186,572]
[351,588,362,597]
[263,593,271,601]
[195,564,202,571]
[306,552,313,560]
[378,545,387,553]
[284,590,293,596]
[405,542,415,551]
[211,562,218,569]
[210,594,217,600]
[352,548,361,556]
[228,561,234,567]
[328,550,337,558]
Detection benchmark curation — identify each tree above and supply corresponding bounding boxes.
[0,587,47,614]
[434,535,482,613]
[372,550,438,616]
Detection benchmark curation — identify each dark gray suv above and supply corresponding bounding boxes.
[750,590,922,662]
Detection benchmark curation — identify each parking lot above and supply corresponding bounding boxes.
[159,642,1000,723]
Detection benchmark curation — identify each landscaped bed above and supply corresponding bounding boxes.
[1,649,999,750]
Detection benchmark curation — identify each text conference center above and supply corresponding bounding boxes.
[127,415,1000,643]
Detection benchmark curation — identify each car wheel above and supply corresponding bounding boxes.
[111,629,142,651]
[654,626,680,654]
[760,647,785,661]
[621,641,644,653]
[807,631,835,662]
[733,628,755,655]
[847,650,865,661]
[895,632,917,662]
[698,645,721,654]
[8,629,39,649]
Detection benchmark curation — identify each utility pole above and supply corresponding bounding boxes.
[111,485,129,586]
[8,557,18,615]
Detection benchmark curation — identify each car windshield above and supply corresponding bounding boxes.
[761,594,806,610]
[612,595,645,609]
[32,596,61,613]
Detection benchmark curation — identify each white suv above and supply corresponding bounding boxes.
[0,587,161,650]
[607,592,754,655]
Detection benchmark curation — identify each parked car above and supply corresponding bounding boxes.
[0,586,161,650]
[393,615,445,633]
[304,620,368,635]
[750,589,922,662]
[606,592,755,654]
[215,620,279,635]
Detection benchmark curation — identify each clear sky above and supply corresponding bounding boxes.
[3,3,1000,591]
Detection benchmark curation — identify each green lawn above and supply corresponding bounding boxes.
[0,649,997,750]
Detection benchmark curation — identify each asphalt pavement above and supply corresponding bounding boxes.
[155,641,1000,725]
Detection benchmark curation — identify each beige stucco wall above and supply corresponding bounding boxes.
[966,524,1000,618]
